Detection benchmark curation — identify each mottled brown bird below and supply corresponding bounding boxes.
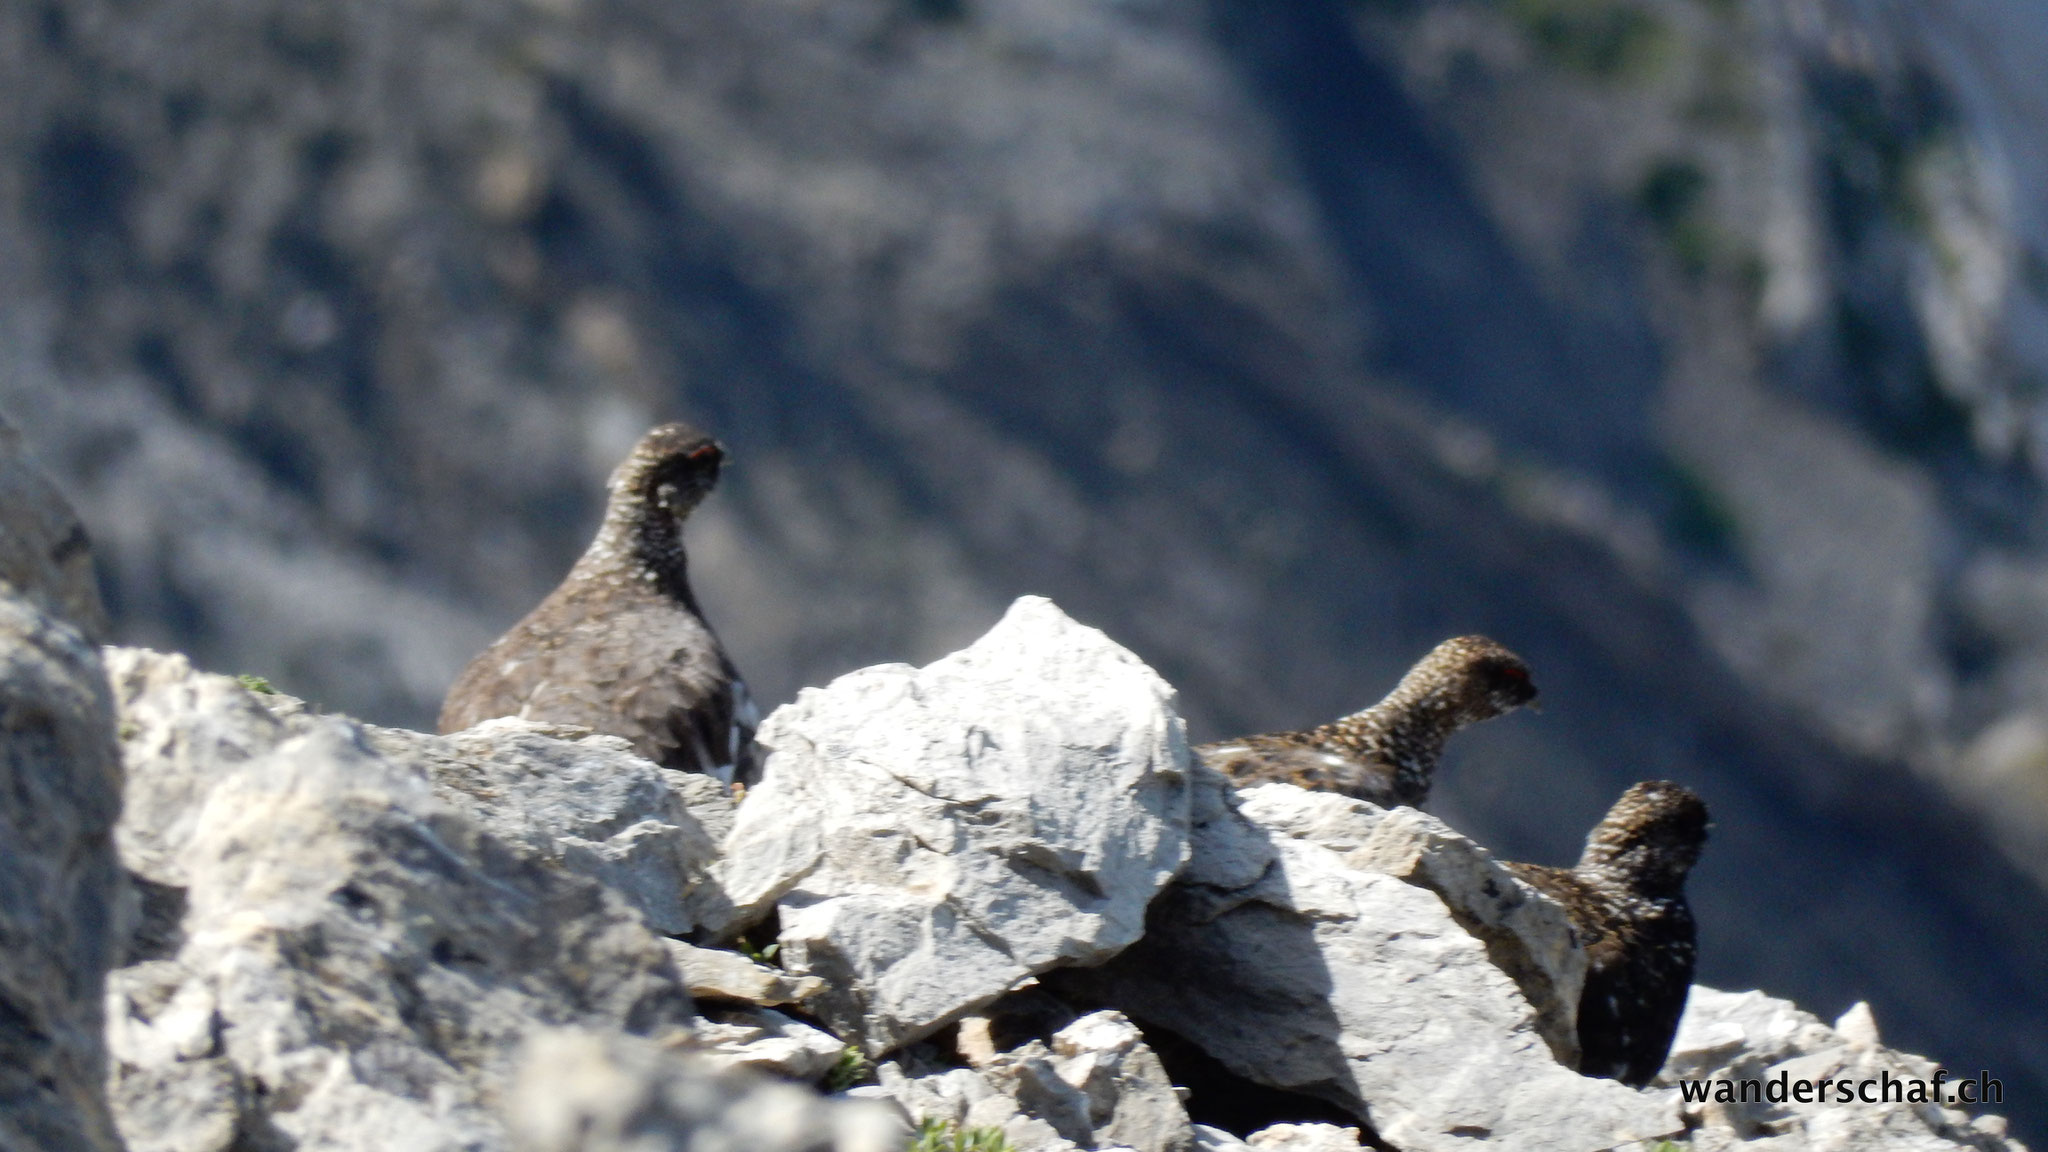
[439,422,759,784]
[1506,780,1709,1087]
[1195,635,1537,809]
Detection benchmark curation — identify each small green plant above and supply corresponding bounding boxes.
[825,1044,872,1093]
[738,936,780,966]
[236,674,277,695]
[908,1118,1015,1152]
[1646,1140,1687,1152]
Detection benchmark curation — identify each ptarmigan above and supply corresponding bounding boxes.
[439,422,759,785]
[1505,780,1709,1086]
[1195,635,1537,809]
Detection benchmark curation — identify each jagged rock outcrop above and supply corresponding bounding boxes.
[370,718,733,937]
[0,557,2023,1152]
[0,594,124,1152]
[1348,802,1588,1066]
[1648,987,2026,1151]
[104,666,697,1151]
[721,596,1192,1053]
[1058,777,1680,1152]
[109,650,735,939]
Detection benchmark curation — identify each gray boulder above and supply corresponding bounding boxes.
[370,718,732,936]
[1293,796,1585,1066]
[1059,776,1681,1152]
[507,1028,906,1152]
[105,648,307,891]
[721,595,1192,1053]
[1648,986,2026,1151]
[0,592,125,1152]
[102,711,695,1152]
[108,650,734,940]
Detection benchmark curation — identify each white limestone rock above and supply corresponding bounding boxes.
[102,714,695,1152]
[1640,986,2029,1151]
[1193,1127,1255,1152]
[687,1005,848,1082]
[1349,802,1587,1065]
[1246,1125,1369,1151]
[721,596,1193,1053]
[663,939,826,1006]
[109,650,735,940]
[874,1011,1193,1152]
[371,717,733,936]
[507,1028,906,1152]
[105,647,307,889]
[1059,774,1683,1152]
[0,593,125,1152]
[972,1010,1195,1152]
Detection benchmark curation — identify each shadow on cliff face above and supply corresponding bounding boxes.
[1046,814,1376,1143]
[1203,0,1664,493]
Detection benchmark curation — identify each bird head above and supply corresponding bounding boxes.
[1423,635,1539,721]
[616,422,725,525]
[1579,780,1710,895]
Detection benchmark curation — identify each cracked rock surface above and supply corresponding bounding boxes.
[105,660,696,1151]
[1058,776,1681,1152]
[721,595,1193,1053]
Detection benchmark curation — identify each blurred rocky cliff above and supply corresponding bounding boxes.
[4,0,2048,1140]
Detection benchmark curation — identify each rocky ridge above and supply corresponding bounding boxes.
[1,434,2027,1151]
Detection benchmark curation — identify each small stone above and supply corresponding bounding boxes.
[1246,1124,1368,1151]
[685,1006,848,1082]
[663,939,825,1006]
[1834,1001,1881,1050]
